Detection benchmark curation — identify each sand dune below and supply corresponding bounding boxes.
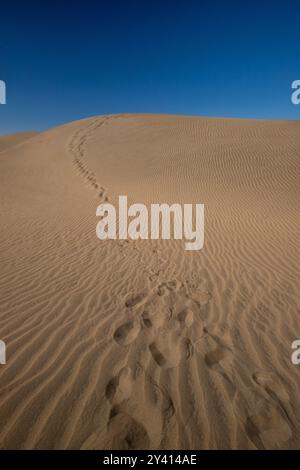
[0,132,38,153]
[0,114,299,449]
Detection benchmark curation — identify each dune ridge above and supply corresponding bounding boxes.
[0,132,38,153]
[0,114,299,449]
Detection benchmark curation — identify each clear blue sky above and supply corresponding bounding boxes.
[0,0,299,134]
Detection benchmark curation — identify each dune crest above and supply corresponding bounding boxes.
[0,132,38,153]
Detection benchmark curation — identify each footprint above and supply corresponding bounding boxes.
[141,303,166,329]
[252,370,293,425]
[105,367,133,404]
[157,280,182,296]
[149,343,167,368]
[125,293,147,309]
[252,371,290,404]
[142,311,152,328]
[113,321,140,346]
[148,270,161,282]
[82,410,150,450]
[149,336,192,369]
[204,346,228,367]
[107,411,150,450]
[196,291,212,306]
[177,308,194,328]
[245,400,292,449]
[166,280,182,291]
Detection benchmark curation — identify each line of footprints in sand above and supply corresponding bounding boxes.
[113,280,212,369]
[69,119,108,200]
[104,280,295,449]
[99,280,213,449]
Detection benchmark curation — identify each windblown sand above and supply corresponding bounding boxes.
[0,114,299,449]
[0,132,38,153]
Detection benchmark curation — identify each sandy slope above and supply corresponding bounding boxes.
[0,132,38,153]
[0,114,299,450]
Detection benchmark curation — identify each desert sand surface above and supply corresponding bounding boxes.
[0,114,299,450]
[0,132,38,153]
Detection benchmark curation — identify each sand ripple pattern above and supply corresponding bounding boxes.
[0,114,299,449]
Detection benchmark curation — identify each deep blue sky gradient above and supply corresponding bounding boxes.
[0,0,299,134]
